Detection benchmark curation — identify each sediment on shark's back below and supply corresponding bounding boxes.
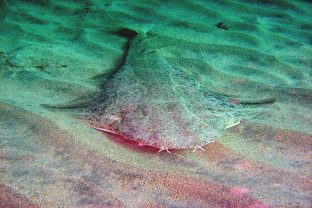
[87,33,276,149]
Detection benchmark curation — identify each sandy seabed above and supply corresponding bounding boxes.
[0,0,311,207]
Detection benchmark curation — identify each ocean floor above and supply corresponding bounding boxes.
[0,0,311,207]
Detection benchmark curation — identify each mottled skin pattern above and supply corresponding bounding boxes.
[1,0,311,207]
[89,34,273,149]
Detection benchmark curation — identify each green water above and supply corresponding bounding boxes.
[0,0,311,207]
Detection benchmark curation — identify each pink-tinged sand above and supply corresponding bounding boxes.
[1,104,311,207]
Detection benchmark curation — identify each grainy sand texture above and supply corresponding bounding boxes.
[0,0,311,207]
